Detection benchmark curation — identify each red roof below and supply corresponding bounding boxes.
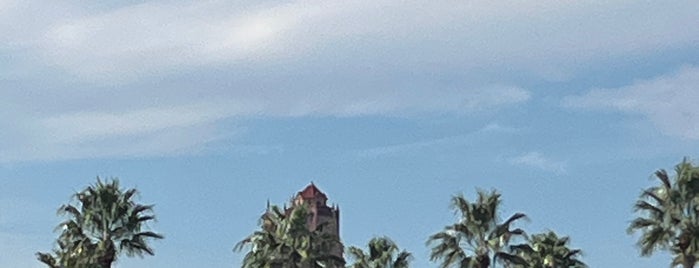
[298,183,327,199]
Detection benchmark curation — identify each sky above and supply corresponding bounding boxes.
[1,0,699,267]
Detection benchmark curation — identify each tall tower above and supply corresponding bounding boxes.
[288,183,344,266]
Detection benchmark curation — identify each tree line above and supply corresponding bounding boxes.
[35,158,699,267]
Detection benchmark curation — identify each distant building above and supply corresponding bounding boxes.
[286,183,344,266]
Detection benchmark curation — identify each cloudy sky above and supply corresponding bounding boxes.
[1,0,698,267]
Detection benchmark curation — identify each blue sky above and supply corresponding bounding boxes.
[1,0,699,267]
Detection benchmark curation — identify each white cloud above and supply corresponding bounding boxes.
[0,87,529,163]
[479,123,521,134]
[356,135,469,158]
[1,0,695,81]
[0,121,225,163]
[2,0,697,162]
[0,0,11,12]
[35,1,316,81]
[457,86,530,111]
[39,101,243,143]
[563,65,699,140]
[356,122,521,158]
[323,85,530,116]
[0,86,528,162]
[0,100,247,163]
[509,152,567,174]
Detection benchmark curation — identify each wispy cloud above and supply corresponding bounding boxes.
[2,1,696,81]
[355,135,469,158]
[2,0,698,162]
[0,99,253,162]
[508,151,567,174]
[356,123,521,158]
[563,65,699,140]
[36,1,306,81]
[479,122,522,134]
[0,84,531,163]
[39,103,233,143]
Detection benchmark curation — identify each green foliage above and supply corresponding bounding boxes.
[427,190,528,268]
[235,204,343,268]
[510,231,586,268]
[37,177,163,268]
[36,219,100,268]
[347,236,412,268]
[628,158,699,268]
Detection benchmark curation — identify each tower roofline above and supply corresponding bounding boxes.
[298,182,328,200]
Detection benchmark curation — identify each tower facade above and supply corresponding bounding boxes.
[287,183,344,266]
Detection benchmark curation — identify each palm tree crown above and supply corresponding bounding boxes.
[235,204,343,268]
[37,178,163,268]
[510,231,586,268]
[628,159,699,268]
[427,189,528,268]
[347,236,412,268]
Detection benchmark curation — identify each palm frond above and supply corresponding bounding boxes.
[494,251,528,266]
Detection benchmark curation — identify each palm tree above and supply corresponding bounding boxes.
[427,190,528,268]
[37,220,99,268]
[37,178,163,268]
[235,204,343,268]
[234,205,288,267]
[628,159,699,268]
[347,236,412,268]
[510,231,586,268]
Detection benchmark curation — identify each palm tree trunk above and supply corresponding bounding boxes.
[477,254,490,268]
[684,255,696,268]
[97,241,115,268]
